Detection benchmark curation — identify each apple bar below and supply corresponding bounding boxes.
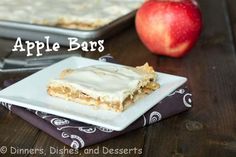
[47,63,160,112]
[0,0,145,30]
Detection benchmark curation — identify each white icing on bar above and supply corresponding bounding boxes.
[0,0,145,29]
[50,64,155,103]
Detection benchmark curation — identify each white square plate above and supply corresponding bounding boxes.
[0,57,187,131]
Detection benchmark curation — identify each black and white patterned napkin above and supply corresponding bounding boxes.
[0,55,192,149]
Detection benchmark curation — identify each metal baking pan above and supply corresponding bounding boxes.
[0,10,136,46]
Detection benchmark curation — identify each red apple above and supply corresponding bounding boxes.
[135,0,202,58]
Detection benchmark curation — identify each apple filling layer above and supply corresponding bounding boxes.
[47,63,160,112]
